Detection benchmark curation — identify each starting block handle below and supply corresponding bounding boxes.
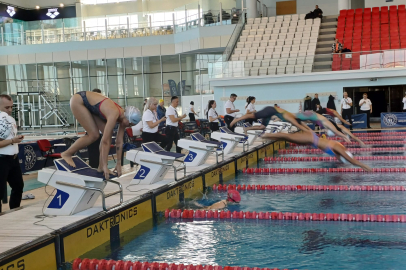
[55,180,123,212]
[140,159,173,166]
[190,145,215,151]
[172,160,186,181]
[189,145,223,163]
[221,137,241,142]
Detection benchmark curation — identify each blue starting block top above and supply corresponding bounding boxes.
[191,133,222,146]
[142,142,185,159]
[54,157,116,180]
[220,127,248,141]
[243,123,252,128]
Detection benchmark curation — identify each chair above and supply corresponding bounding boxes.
[268,67,277,75]
[125,127,143,148]
[258,67,268,76]
[286,66,295,74]
[276,66,286,74]
[294,65,303,73]
[303,64,313,73]
[37,139,64,168]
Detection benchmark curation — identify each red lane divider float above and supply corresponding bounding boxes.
[278,147,406,154]
[322,132,406,137]
[315,136,406,141]
[212,183,406,192]
[165,209,406,223]
[72,258,294,270]
[241,167,405,174]
[263,156,406,162]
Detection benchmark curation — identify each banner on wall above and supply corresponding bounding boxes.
[168,80,179,96]
[381,113,406,128]
[343,113,367,129]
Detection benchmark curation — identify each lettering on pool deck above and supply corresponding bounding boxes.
[1,259,24,270]
[166,180,195,200]
[87,206,138,238]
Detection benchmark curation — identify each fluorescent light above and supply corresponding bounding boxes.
[35,5,40,9]
[60,3,64,7]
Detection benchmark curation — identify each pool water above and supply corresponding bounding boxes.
[99,136,406,270]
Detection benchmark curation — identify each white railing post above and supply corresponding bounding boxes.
[172,13,176,33]
[127,16,130,37]
[198,4,201,27]
[149,15,152,35]
[62,20,65,42]
[105,18,108,39]
[83,20,87,41]
[20,25,24,45]
[41,22,45,44]
[220,3,223,25]
[185,8,188,30]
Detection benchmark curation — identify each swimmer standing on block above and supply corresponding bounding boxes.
[230,106,309,132]
[261,130,372,172]
[61,91,141,179]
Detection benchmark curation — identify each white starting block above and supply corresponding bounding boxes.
[37,157,123,216]
[178,133,224,166]
[220,127,249,151]
[127,142,186,182]
[268,121,292,133]
[235,123,262,145]
[211,127,246,155]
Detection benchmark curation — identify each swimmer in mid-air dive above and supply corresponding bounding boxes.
[295,111,351,143]
[230,106,310,132]
[197,190,241,210]
[317,107,367,147]
[61,91,141,179]
[261,130,372,172]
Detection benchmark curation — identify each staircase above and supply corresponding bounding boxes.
[313,15,338,72]
[40,89,71,128]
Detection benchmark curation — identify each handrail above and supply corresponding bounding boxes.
[223,11,246,62]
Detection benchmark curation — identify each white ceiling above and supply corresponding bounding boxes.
[2,0,77,9]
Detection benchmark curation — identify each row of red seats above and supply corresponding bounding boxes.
[339,5,406,17]
[332,55,361,71]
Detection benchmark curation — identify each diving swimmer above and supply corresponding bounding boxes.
[229,106,310,132]
[261,130,372,171]
[61,91,141,179]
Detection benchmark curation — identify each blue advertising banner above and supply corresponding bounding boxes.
[343,113,367,129]
[381,113,406,128]
[168,80,179,96]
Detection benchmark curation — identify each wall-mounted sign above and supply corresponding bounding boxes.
[46,8,60,19]
[6,6,15,17]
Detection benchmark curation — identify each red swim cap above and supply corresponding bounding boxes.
[227,190,241,203]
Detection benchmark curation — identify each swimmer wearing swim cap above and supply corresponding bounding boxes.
[261,130,372,172]
[205,190,241,210]
[61,91,141,180]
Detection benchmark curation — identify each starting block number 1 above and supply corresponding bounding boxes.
[48,189,70,209]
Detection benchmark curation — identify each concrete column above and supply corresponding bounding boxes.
[338,0,350,11]
[186,55,194,95]
[247,0,257,19]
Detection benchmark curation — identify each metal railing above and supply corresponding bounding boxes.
[222,10,246,62]
[0,8,242,47]
[208,49,406,79]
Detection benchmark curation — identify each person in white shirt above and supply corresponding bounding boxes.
[207,100,220,132]
[340,91,353,130]
[402,93,406,112]
[188,101,198,122]
[165,96,186,153]
[141,97,167,146]
[0,95,24,213]
[245,96,256,125]
[224,93,240,132]
[359,93,372,128]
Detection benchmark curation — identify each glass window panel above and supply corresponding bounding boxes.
[125,57,143,109]
[107,59,125,104]
[89,60,107,95]
[37,63,56,93]
[143,56,162,102]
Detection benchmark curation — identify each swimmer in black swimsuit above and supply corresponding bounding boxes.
[62,91,141,179]
[261,130,372,172]
[230,106,309,132]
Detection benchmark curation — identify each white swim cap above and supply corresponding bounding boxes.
[339,151,353,164]
[124,106,141,125]
[327,130,335,137]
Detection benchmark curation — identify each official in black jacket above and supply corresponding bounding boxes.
[311,94,320,111]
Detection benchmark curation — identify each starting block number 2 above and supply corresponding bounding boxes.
[134,165,151,180]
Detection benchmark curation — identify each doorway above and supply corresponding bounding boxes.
[276,1,297,15]
[344,85,406,120]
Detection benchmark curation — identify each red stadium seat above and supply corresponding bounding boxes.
[364,8,372,14]
[342,59,351,70]
[340,10,348,16]
[355,8,363,15]
[347,9,355,17]
[399,5,406,11]
[381,44,390,50]
[390,6,397,12]
[371,44,380,51]
[381,6,389,12]
[391,43,400,49]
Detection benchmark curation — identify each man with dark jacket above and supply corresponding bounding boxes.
[327,95,336,110]
[314,5,323,19]
[311,94,320,111]
[304,96,312,111]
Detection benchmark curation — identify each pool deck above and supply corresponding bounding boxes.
[0,140,268,268]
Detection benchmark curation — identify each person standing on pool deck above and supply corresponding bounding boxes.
[261,130,372,172]
[207,100,220,132]
[230,106,309,132]
[61,91,141,180]
[224,93,240,132]
[359,93,372,129]
[142,97,167,145]
[341,92,353,130]
[188,101,199,122]
[0,95,24,213]
[245,96,256,125]
[165,96,186,153]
